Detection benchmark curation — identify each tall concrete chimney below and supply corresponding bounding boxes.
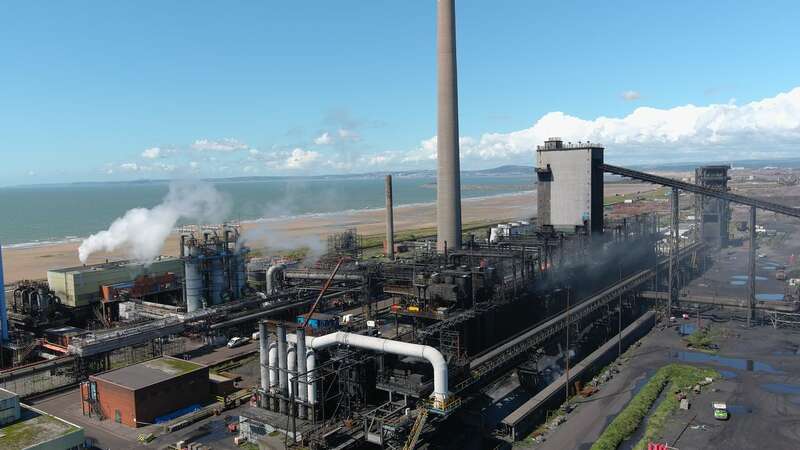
[436,0,462,252]
[385,175,395,260]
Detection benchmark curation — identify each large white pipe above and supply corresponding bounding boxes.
[287,344,296,398]
[296,328,308,419]
[258,322,269,394]
[266,264,285,294]
[276,325,289,414]
[268,343,278,392]
[306,350,317,406]
[291,331,449,406]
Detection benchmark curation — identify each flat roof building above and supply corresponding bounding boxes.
[84,356,209,428]
[0,388,85,450]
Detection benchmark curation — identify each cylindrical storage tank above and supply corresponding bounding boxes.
[209,256,226,305]
[184,247,204,312]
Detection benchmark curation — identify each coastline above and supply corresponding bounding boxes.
[1,183,653,283]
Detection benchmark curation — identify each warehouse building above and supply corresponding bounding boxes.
[83,356,209,428]
[48,257,183,308]
[0,388,85,450]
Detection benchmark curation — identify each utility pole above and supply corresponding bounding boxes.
[618,261,623,357]
[565,288,571,405]
[668,187,679,319]
[748,206,757,327]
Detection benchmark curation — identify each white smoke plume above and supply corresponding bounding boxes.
[78,181,231,264]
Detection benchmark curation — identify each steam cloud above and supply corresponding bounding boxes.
[78,181,230,264]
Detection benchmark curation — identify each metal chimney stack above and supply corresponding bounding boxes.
[385,175,395,260]
[436,0,462,252]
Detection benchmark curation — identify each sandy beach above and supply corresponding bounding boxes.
[1,183,655,283]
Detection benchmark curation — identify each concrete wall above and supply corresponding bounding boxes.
[505,310,654,441]
[0,389,20,426]
[27,428,85,450]
[536,145,603,233]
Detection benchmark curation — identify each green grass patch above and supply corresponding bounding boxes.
[0,412,80,450]
[591,364,717,450]
[604,187,668,206]
[684,326,717,351]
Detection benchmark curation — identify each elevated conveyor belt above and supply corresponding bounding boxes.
[455,243,703,392]
[602,164,800,218]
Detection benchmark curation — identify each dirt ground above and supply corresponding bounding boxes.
[531,315,800,450]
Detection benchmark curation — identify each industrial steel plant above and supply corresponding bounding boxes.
[3,2,800,450]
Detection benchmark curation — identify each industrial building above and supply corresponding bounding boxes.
[82,356,209,428]
[536,138,605,234]
[47,256,183,308]
[0,388,85,450]
[181,224,249,312]
[695,165,731,248]
[0,2,799,449]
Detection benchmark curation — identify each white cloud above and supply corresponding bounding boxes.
[337,128,360,141]
[622,90,641,101]
[141,147,162,159]
[400,87,800,165]
[116,162,176,173]
[314,132,332,145]
[284,148,320,169]
[191,138,248,152]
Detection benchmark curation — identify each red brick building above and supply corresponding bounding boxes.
[82,356,209,427]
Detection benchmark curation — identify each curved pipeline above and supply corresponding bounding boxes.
[292,331,449,406]
[266,264,286,294]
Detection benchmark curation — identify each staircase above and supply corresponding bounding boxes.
[403,407,429,450]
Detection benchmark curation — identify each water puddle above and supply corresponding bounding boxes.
[731,275,768,281]
[727,404,754,414]
[679,323,697,336]
[719,370,737,379]
[761,383,800,395]
[674,351,782,373]
[756,293,785,302]
[730,280,747,286]
[772,348,800,356]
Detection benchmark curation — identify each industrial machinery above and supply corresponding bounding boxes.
[181,224,250,312]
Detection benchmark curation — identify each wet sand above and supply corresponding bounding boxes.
[1,183,655,283]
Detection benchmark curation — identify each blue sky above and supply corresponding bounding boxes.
[2,0,800,186]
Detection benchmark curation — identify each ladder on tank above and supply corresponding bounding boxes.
[403,407,429,450]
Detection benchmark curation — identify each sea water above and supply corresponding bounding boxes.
[0,175,534,247]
